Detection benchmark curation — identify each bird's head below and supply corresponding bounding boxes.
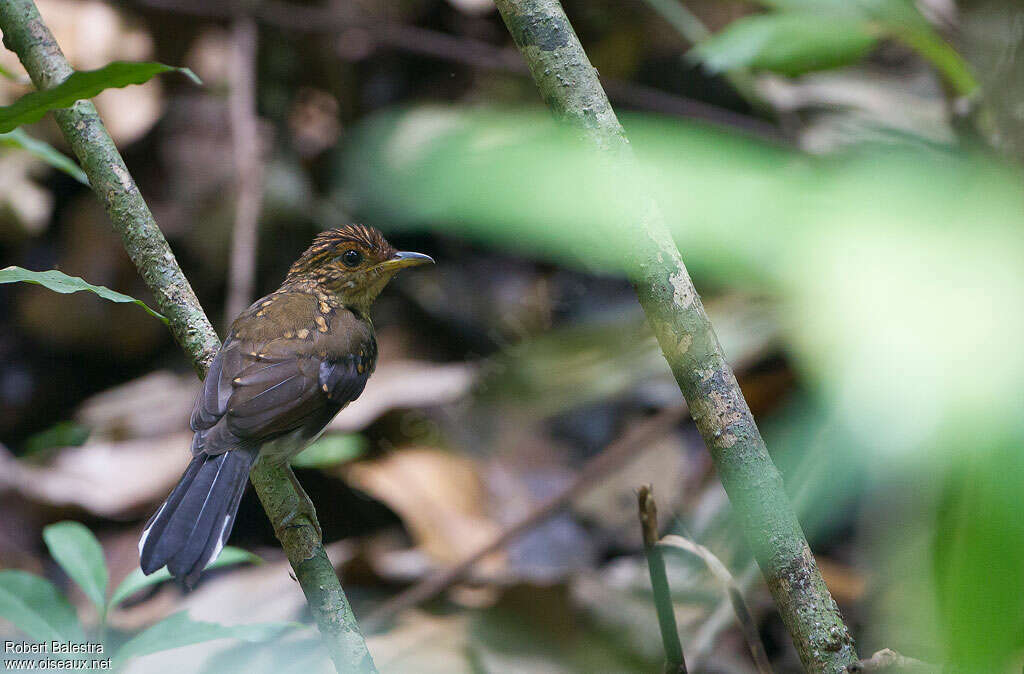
[286,225,433,311]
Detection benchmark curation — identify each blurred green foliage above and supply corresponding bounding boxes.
[0,521,285,668]
[343,104,1024,669]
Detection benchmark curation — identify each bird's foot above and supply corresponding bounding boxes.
[277,467,324,541]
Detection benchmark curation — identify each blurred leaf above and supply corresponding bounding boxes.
[691,12,877,76]
[749,0,976,92]
[0,266,167,323]
[109,547,263,608]
[42,521,108,614]
[344,105,1024,461]
[290,433,366,468]
[0,61,200,133]
[754,0,929,27]
[932,442,1024,670]
[23,421,90,455]
[896,28,977,96]
[114,612,296,665]
[0,128,88,184]
[0,570,83,642]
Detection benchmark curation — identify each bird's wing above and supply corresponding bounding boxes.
[189,291,375,457]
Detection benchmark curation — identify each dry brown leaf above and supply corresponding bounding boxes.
[75,370,197,441]
[368,610,473,674]
[345,447,502,568]
[573,434,690,543]
[0,434,189,517]
[327,360,475,432]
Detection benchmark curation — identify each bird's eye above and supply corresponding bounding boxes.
[341,249,362,267]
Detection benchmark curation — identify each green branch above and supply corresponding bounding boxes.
[492,0,858,670]
[0,2,375,672]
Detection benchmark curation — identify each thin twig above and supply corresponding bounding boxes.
[638,486,688,674]
[659,535,773,674]
[224,15,264,326]
[363,405,687,631]
[491,0,857,669]
[0,3,374,671]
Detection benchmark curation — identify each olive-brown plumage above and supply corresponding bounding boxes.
[139,225,433,588]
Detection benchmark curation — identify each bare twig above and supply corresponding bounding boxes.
[0,3,374,671]
[846,649,940,673]
[659,535,773,674]
[224,15,264,326]
[638,486,688,674]
[363,405,687,630]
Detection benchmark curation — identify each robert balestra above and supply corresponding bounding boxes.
[5,641,104,654]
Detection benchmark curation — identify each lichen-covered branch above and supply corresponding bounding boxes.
[0,3,374,672]
[492,1,858,670]
[251,459,376,672]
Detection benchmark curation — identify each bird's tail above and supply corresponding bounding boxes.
[138,449,256,589]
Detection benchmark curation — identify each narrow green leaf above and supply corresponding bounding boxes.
[109,547,263,609]
[290,433,367,468]
[0,61,201,133]
[42,522,109,615]
[0,266,167,323]
[690,12,878,77]
[0,128,88,184]
[0,570,84,642]
[896,29,978,96]
[114,611,295,665]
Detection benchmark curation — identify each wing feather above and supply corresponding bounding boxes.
[188,293,377,458]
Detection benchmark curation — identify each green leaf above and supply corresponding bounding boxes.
[0,570,84,642]
[114,611,295,666]
[0,128,88,184]
[896,28,977,96]
[23,421,90,456]
[753,0,927,26]
[290,434,367,468]
[690,12,878,77]
[0,61,201,133]
[0,266,167,323]
[748,1,977,93]
[42,521,108,615]
[109,547,263,609]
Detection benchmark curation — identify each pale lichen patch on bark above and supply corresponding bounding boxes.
[669,270,695,309]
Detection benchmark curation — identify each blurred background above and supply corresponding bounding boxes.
[1,0,1023,671]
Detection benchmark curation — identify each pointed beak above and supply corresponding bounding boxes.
[381,250,434,271]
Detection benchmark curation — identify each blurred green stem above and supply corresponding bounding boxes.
[638,486,688,674]
[0,2,375,672]
[492,0,858,670]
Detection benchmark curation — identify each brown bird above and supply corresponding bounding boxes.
[139,225,433,588]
